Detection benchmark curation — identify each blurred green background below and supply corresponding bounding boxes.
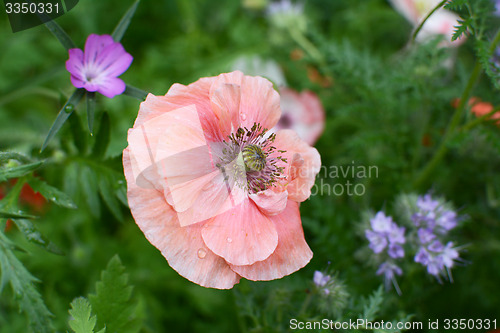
[1,0,499,332]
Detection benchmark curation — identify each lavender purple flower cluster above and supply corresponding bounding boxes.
[412,195,460,280]
[365,193,465,294]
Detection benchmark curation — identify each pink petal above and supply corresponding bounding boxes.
[96,76,126,98]
[127,104,214,194]
[272,129,321,202]
[70,75,87,89]
[84,34,114,65]
[388,0,420,24]
[249,186,288,216]
[168,170,247,227]
[209,80,241,139]
[201,199,278,266]
[230,200,313,280]
[95,42,133,77]
[276,88,325,146]
[123,149,241,289]
[237,71,282,129]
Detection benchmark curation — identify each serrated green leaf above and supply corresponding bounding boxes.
[92,113,111,159]
[451,19,470,41]
[41,88,86,152]
[444,0,467,10]
[80,166,101,218]
[0,161,43,182]
[0,232,53,333]
[0,152,32,165]
[28,177,77,209]
[361,286,384,322]
[0,210,36,219]
[112,0,141,42]
[12,219,63,255]
[43,16,77,50]
[89,255,142,333]
[68,297,105,333]
[123,84,148,101]
[87,92,96,135]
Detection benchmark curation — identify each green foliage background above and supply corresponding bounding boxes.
[0,0,499,332]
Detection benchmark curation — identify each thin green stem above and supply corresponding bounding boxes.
[413,62,481,189]
[297,292,312,318]
[411,0,448,43]
[289,28,325,67]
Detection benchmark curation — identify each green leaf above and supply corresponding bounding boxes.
[68,297,106,333]
[0,161,43,182]
[0,152,32,165]
[451,18,470,41]
[28,177,77,209]
[41,88,86,152]
[69,108,88,154]
[98,174,124,221]
[0,232,53,333]
[112,0,141,42]
[361,286,384,322]
[12,219,63,255]
[87,92,96,135]
[123,84,148,101]
[80,166,101,218]
[444,0,467,10]
[92,112,111,159]
[0,210,36,219]
[43,16,77,50]
[89,256,142,333]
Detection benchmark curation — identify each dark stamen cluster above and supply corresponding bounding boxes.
[217,123,287,193]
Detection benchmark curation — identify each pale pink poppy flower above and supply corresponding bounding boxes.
[272,88,325,146]
[388,0,465,47]
[123,71,321,289]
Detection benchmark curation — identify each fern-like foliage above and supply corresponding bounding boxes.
[0,232,53,333]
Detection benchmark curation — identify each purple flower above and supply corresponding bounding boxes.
[440,242,459,268]
[428,240,444,252]
[366,211,406,258]
[436,210,457,231]
[388,224,406,244]
[66,34,133,98]
[377,262,402,295]
[417,228,436,244]
[414,247,431,266]
[313,270,330,287]
[417,194,440,212]
[370,211,393,233]
[495,0,500,16]
[415,241,461,280]
[388,244,405,259]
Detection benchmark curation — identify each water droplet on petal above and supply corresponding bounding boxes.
[227,237,233,243]
[240,112,247,121]
[64,104,74,113]
[197,248,207,259]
